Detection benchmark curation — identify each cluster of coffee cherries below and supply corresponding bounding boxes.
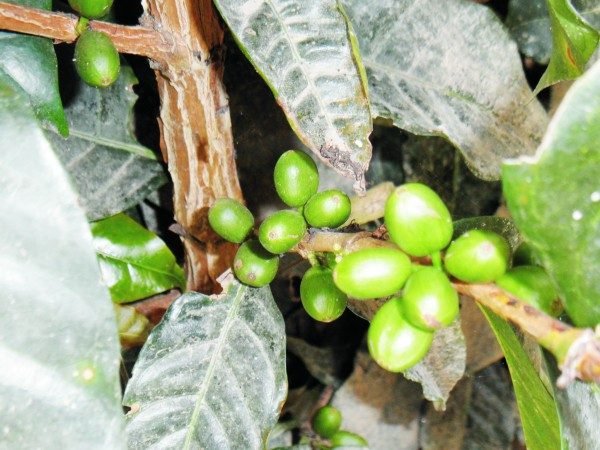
[68,0,121,88]
[209,150,561,373]
[310,405,367,448]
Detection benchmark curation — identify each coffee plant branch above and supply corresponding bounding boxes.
[294,228,600,385]
[0,0,245,293]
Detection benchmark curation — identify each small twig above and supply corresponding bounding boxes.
[0,2,175,63]
[344,181,394,226]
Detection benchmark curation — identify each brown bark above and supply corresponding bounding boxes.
[141,0,243,292]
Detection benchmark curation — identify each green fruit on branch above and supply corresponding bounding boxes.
[208,198,254,243]
[332,247,412,299]
[367,297,433,372]
[312,405,342,439]
[233,240,278,287]
[330,430,368,447]
[402,266,459,330]
[444,230,510,283]
[258,209,306,254]
[496,265,563,317]
[273,150,319,207]
[69,0,113,19]
[385,183,453,257]
[74,30,120,88]
[300,266,347,322]
[304,189,351,229]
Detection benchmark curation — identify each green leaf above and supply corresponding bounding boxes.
[506,0,600,64]
[344,0,548,180]
[533,0,599,95]
[47,65,166,220]
[0,74,124,447]
[0,0,68,135]
[115,304,153,347]
[213,0,373,188]
[503,58,600,327]
[91,213,185,304]
[545,355,600,448]
[453,216,523,253]
[123,279,288,449]
[480,308,561,450]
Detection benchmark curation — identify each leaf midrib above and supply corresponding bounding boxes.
[182,285,247,449]
[96,251,182,283]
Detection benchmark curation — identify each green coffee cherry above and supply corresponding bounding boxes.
[333,247,412,299]
[496,265,562,317]
[402,266,459,330]
[300,266,347,322]
[69,0,113,19]
[312,405,342,439]
[368,297,433,372]
[304,189,351,228]
[233,240,278,287]
[258,209,306,254]
[74,30,120,88]
[330,430,368,447]
[208,198,254,244]
[274,150,319,207]
[444,230,510,283]
[385,183,453,257]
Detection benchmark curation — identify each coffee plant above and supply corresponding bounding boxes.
[1,0,599,449]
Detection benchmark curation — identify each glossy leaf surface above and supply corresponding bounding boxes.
[124,280,287,449]
[0,76,124,448]
[91,213,185,303]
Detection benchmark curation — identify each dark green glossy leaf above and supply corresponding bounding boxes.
[0,0,68,135]
[480,307,561,450]
[533,0,599,95]
[507,0,600,64]
[123,279,287,449]
[545,354,600,448]
[47,65,166,220]
[453,216,522,253]
[344,0,548,181]
[503,59,600,327]
[0,74,124,447]
[213,0,372,188]
[91,213,185,304]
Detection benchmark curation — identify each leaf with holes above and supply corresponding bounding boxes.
[344,0,548,180]
[46,65,166,220]
[503,58,600,327]
[91,213,185,304]
[213,0,372,188]
[533,0,599,95]
[123,279,287,449]
[0,0,68,135]
[0,73,124,448]
[506,0,600,64]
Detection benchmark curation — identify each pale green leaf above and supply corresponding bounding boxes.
[47,65,166,220]
[123,279,287,449]
[344,0,548,180]
[0,74,124,448]
[503,58,600,327]
[213,0,373,188]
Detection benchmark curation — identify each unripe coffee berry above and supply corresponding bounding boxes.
[300,266,347,322]
[304,189,351,229]
[69,0,113,19]
[258,209,306,254]
[385,183,453,257]
[368,297,433,372]
[312,405,342,439]
[333,247,412,299]
[208,198,254,243]
[496,265,562,317]
[444,230,510,283]
[330,430,368,447]
[274,150,319,207]
[402,267,459,330]
[233,240,278,287]
[74,30,120,88]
